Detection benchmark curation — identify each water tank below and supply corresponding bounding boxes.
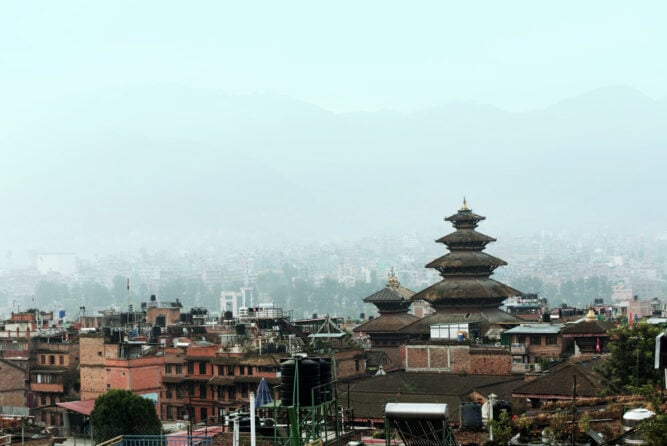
[224,311,234,321]
[493,400,512,416]
[460,403,483,430]
[280,358,321,407]
[319,358,332,402]
[623,408,655,445]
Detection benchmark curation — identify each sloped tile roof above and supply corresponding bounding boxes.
[512,357,611,399]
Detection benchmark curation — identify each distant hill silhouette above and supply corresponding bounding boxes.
[1,85,665,254]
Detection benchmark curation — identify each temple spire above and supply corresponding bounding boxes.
[460,197,468,211]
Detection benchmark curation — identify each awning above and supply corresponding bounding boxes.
[56,400,96,416]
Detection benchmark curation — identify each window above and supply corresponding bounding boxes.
[49,355,55,365]
[239,366,245,376]
[165,364,172,374]
[41,355,45,365]
[41,395,47,405]
[247,366,253,376]
[200,407,207,421]
[517,335,526,344]
[228,387,235,400]
[176,365,183,375]
[59,355,64,365]
[189,384,195,397]
[188,362,195,374]
[218,365,225,376]
[355,360,360,372]
[200,383,207,398]
[241,383,248,397]
[546,335,557,345]
[530,335,542,345]
[227,366,234,376]
[199,361,206,374]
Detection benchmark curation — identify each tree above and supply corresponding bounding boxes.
[599,322,662,392]
[90,389,161,442]
[641,413,667,445]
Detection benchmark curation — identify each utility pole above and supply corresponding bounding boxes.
[571,375,577,446]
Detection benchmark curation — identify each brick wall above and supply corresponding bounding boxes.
[403,344,512,375]
[0,361,25,407]
[79,336,106,400]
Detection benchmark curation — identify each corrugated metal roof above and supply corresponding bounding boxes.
[504,324,563,334]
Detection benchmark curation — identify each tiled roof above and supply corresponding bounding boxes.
[411,278,521,304]
[436,229,496,245]
[353,313,420,333]
[561,320,615,335]
[337,371,522,420]
[363,286,415,303]
[504,324,564,335]
[400,308,522,335]
[512,357,611,399]
[426,251,507,270]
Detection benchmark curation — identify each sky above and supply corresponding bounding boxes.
[1,2,667,258]
[1,2,665,113]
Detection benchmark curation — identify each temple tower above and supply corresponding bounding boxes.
[402,200,523,340]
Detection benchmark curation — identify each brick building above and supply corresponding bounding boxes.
[29,332,80,427]
[0,358,27,411]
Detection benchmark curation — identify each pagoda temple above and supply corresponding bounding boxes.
[354,271,419,367]
[402,199,523,341]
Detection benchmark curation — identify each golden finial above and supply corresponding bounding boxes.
[460,197,469,211]
[387,268,400,288]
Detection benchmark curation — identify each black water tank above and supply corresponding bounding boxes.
[460,403,483,430]
[280,358,321,407]
[493,400,512,416]
[319,358,332,402]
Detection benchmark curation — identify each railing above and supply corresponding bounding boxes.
[97,435,214,446]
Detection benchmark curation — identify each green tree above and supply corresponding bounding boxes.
[599,322,662,392]
[90,389,161,442]
[487,410,513,445]
[641,413,667,445]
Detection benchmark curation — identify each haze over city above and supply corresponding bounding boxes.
[1,2,666,259]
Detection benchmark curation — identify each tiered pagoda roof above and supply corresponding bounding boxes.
[354,271,418,334]
[402,200,523,338]
[410,199,521,309]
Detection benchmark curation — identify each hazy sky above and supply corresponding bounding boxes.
[2,2,665,113]
[2,2,667,258]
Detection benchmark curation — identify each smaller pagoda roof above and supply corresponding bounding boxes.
[363,270,415,303]
[363,286,414,303]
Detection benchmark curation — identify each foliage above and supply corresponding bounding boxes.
[640,413,667,446]
[90,389,161,442]
[598,322,662,392]
[487,410,513,446]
